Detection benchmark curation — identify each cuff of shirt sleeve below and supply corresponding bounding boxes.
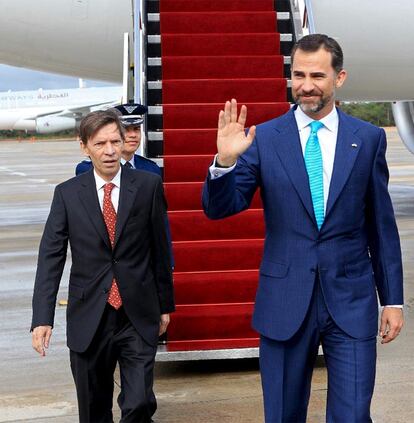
[383,305,403,309]
[209,154,237,179]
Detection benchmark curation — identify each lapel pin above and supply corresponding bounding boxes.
[351,143,358,148]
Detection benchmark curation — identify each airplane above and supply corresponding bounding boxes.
[0,85,122,133]
[0,0,413,149]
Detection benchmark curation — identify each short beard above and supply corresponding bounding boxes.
[294,88,335,116]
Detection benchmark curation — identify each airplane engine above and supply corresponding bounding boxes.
[35,116,76,134]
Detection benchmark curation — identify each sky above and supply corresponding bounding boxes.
[0,64,116,92]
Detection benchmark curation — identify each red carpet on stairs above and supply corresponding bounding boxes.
[161,33,281,56]
[160,0,275,12]
[173,239,263,272]
[164,182,263,211]
[169,209,265,241]
[162,103,289,131]
[162,56,284,79]
[159,0,290,351]
[163,78,287,103]
[160,12,277,34]
[173,270,259,304]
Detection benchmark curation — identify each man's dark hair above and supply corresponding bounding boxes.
[79,110,125,144]
[291,34,344,74]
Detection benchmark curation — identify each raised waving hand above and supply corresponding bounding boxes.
[216,99,256,167]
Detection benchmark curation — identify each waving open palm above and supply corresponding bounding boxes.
[217,99,256,167]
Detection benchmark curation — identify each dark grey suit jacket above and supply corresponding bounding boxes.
[32,167,174,352]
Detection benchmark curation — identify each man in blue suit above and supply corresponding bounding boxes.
[76,103,161,176]
[202,34,404,422]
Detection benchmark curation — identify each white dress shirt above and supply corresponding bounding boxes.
[94,168,121,213]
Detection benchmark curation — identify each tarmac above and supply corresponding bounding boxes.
[0,129,413,422]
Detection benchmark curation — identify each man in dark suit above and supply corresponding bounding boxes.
[75,103,174,269]
[32,110,174,422]
[76,103,161,176]
[203,34,404,422]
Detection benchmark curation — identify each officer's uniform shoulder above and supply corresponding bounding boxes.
[75,159,93,176]
[134,155,162,175]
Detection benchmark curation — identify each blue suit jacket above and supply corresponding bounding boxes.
[75,154,162,176]
[203,107,403,341]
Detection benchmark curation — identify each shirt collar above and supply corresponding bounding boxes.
[120,157,135,168]
[294,105,339,133]
[94,167,122,191]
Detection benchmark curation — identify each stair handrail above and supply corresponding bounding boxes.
[392,101,414,154]
[303,0,316,33]
[289,0,305,41]
[133,0,148,157]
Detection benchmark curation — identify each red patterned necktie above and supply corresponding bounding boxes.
[102,183,122,309]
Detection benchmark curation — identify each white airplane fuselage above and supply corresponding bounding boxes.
[1,0,414,103]
[0,86,122,132]
[0,0,131,84]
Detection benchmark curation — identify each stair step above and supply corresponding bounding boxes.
[162,102,290,131]
[169,209,265,241]
[174,270,259,304]
[166,338,259,351]
[158,33,283,56]
[162,55,284,80]
[160,0,275,12]
[164,129,217,154]
[173,239,264,272]
[160,12,278,34]
[148,56,292,67]
[152,11,290,20]
[164,182,263,211]
[163,78,287,103]
[163,155,213,182]
[167,303,258,340]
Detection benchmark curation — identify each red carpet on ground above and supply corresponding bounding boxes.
[159,0,289,351]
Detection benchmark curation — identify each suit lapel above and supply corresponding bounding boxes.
[273,109,317,226]
[325,111,362,219]
[114,168,139,247]
[78,171,111,249]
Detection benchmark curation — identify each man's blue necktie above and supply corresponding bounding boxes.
[304,121,324,229]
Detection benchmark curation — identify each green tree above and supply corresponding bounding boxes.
[339,102,395,126]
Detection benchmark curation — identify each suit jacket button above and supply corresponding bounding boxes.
[310,268,316,274]
[112,259,118,264]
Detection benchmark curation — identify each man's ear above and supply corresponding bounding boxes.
[335,69,347,88]
[79,139,89,157]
